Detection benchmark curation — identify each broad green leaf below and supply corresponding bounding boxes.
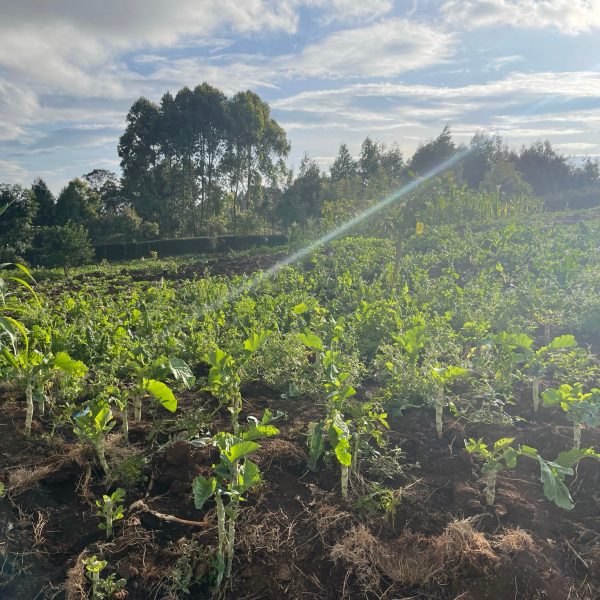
[292,302,309,315]
[547,335,576,350]
[193,476,216,509]
[503,447,519,469]
[519,445,539,458]
[143,379,177,412]
[493,437,515,452]
[555,447,600,468]
[298,332,324,351]
[307,421,325,471]
[537,458,574,510]
[243,330,272,353]
[238,459,261,495]
[169,358,195,387]
[242,422,279,441]
[541,388,562,406]
[53,352,87,377]
[223,440,260,463]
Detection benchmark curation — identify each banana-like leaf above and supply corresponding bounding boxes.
[142,378,177,412]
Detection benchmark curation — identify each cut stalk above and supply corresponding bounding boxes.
[341,464,349,499]
[532,378,540,414]
[25,384,34,435]
[435,391,444,439]
[133,394,142,422]
[95,441,110,475]
[484,470,497,506]
[573,422,582,449]
[214,493,227,591]
[122,405,129,443]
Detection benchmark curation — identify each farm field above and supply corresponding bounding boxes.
[1,213,600,600]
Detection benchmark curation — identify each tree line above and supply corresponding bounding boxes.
[1,83,600,266]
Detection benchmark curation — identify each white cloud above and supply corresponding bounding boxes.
[441,0,600,35]
[0,160,30,185]
[282,18,455,78]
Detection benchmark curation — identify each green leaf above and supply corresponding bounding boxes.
[53,352,87,377]
[503,447,519,469]
[292,302,309,314]
[298,332,324,351]
[547,335,576,350]
[330,412,352,467]
[223,440,260,463]
[169,358,195,388]
[541,387,562,407]
[193,476,217,509]
[555,447,600,469]
[493,437,515,452]
[142,379,177,412]
[242,422,279,441]
[238,459,261,495]
[243,330,272,353]
[307,421,325,471]
[537,458,574,510]
[519,445,539,458]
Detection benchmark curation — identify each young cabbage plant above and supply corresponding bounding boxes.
[192,411,278,591]
[465,437,519,505]
[391,324,426,385]
[82,555,126,600]
[302,333,357,499]
[542,383,600,448]
[430,364,468,439]
[1,326,87,435]
[523,334,577,414]
[96,488,126,539]
[124,351,193,424]
[202,330,271,434]
[467,438,599,510]
[492,332,533,393]
[73,399,116,475]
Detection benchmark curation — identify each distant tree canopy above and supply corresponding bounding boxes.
[118,84,290,237]
[2,85,600,269]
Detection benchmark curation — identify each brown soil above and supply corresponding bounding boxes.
[1,386,599,600]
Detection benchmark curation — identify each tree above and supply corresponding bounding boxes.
[358,137,384,183]
[33,222,94,274]
[0,184,38,261]
[224,90,290,227]
[279,155,323,227]
[480,160,534,198]
[330,143,357,182]
[31,178,55,226]
[409,125,457,175]
[461,132,506,189]
[516,140,571,196]
[55,179,100,227]
[119,97,163,225]
[83,169,124,214]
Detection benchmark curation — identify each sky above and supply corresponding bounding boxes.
[1,0,600,193]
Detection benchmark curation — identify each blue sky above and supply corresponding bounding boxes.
[1,0,600,193]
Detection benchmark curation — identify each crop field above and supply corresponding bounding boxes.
[1,214,600,600]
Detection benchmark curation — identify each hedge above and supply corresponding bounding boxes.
[93,234,288,262]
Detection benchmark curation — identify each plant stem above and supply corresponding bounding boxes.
[340,464,349,499]
[25,384,34,435]
[95,441,110,475]
[484,470,497,506]
[435,391,444,439]
[133,393,142,422]
[532,378,540,414]
[573,422,582,449]
[231,394,240,434]
[122,405,129,443]
[214,492,227,591]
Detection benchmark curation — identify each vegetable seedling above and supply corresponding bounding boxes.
[192,410,278,591]
[96,488,126,539]
[82,555,126,600]
[73,399,116,474]
[542,383,600,448]
[430,364,468,439]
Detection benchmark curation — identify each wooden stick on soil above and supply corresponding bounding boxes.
[129,499,207,527]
